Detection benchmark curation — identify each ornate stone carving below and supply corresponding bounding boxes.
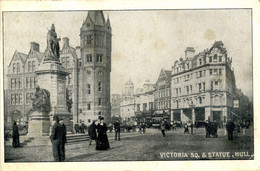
[31,86,51,113]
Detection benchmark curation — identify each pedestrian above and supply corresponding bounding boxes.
[205,120,210,138]
[114,120,121,141]
[88,120,97,145]
[142,122,146,133]
[74,123,79,134]
[138,123,142,133]
[60,118,67,161]
[160,119,166,137]
[172,122,177,131]
[81,121,86,133]
[96,117,110,150]
[184,123,189,134]
[212,120,218,138]
[12,121,20,148]
[50,115,63,162]
[226,119,235,140]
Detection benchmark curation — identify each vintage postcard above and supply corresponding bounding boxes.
[1,0,259,171]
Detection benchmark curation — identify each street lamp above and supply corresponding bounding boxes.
[189,100,195,134]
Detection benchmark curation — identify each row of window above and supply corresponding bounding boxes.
[12,61,37,74]
[136,102,154,112]
[174,68,223,83]
[155,88,170,98]
[174,96,204,108]
[11,77,37,89]
[83,34,105,46]
[61,57,70,68]
[86,82,103,94]
[174,80,221,97]
[85,54,103,63]
[156,100,171,109]
[174,54,224,73]
[11,78,22,89]
[11,93,34,105]
[79,109,102,116]
[11,94,23,105]
[26,77,37,88]
[12,63,20,73]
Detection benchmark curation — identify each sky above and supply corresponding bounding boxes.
[3,9,253,100]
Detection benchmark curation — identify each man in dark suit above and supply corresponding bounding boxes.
[60,118,67,161]
[226,119,235,140]
[12,121,20,148]
[50,115,63,162]
[114,120,120,141]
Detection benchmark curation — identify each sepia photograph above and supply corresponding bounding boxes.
[1,1,259,169]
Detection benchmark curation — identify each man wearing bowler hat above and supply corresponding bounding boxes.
[50,115,63,161]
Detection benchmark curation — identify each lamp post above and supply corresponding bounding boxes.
[189,100,195,134]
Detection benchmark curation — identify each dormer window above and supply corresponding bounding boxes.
[214,54,218,62]
[209,56,213,63]
[219,56,222,62]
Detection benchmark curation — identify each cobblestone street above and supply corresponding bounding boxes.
[5,127,254,162]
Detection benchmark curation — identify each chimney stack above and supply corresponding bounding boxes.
[63,37,69,46]
[30,42,40,52]
[185,47,195,58]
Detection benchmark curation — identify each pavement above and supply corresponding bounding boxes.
[4,126,254,162]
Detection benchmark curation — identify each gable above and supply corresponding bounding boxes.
[8,51,27,67]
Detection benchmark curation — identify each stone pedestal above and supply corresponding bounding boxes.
[27,111,51,137]
[35,61,73,133]
[26,111,50,146]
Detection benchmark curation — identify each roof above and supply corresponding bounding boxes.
[87,10,105,26]
[17,52,27,63]
[165,70,171,78]
[30,49,44,62]
[209,41,227,54]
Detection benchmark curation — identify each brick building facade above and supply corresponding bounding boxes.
[171,41,236,126]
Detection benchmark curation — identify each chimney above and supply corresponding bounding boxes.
[185,47,195,58]
[63,37,69,46]
[30,42,40,52]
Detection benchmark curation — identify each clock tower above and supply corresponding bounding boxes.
[78,11,111,123]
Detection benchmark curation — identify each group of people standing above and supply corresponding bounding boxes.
[74,122,87,134]
[87,117,110,150]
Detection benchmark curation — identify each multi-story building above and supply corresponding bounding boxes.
[154,69,171,117]
[5,10,112,125]
[134,80,155,118]
[120,80,135,119]
[171,41,236,126]
[5,42,43,125]
[78,11,112,123]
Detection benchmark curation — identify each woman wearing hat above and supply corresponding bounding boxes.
[96,117,110,150]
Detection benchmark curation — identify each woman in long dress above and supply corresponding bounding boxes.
[96,117,110,150]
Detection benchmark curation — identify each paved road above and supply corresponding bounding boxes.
[5,127,253,162]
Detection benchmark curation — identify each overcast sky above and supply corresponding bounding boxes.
[3,10,252,100]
